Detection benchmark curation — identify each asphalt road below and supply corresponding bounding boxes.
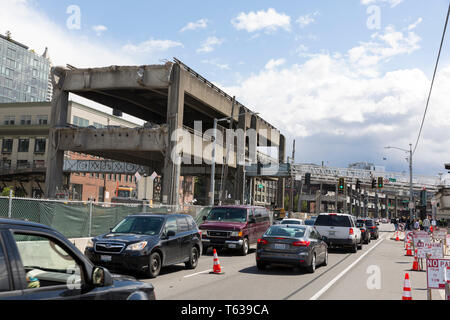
[140,223,445,300]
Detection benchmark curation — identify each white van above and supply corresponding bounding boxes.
[314,213,362,253]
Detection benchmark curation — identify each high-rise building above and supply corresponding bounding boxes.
[0,32,52,103]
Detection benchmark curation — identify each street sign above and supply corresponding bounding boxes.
[426,258,450,289]
[417,242,443,259]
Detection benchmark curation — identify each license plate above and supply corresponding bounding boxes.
[274,243,286,250]
[228,244,236,248]
[101,255,112,262]
[328,231,336,236]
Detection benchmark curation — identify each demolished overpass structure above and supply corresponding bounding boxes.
[45,59,285,206]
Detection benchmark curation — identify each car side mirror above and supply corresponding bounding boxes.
[167,230,176,238]
[202,216,207,221]
[249,218,256,224]
[92,267,113,287]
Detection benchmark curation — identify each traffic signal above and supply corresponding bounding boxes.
[420,188,427,206]
[377,177,383,188]
[371,178,376,189]
[338,178,345,192]
[305,173,311,186]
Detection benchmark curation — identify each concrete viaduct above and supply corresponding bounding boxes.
[45,59,285,206]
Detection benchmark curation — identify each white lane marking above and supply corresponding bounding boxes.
[184,269,213,278]
[309,234,386,300]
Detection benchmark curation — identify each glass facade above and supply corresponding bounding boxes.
[0,34,51,103]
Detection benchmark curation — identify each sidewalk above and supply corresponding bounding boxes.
[389,230,447,300]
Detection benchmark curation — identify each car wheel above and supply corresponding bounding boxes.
[239,238,249,256]
[307,253,316,273]
[147,252,162,279]
[185,246,199,269]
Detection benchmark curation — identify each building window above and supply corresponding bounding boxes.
[37,115,48,125]
[93,122,106,129]
[20,115,32,125]
[73,116,89,127]
[18,139,29,152]
[17,160,29,169]
[33,160,45,168]
[34,138,46,153]
[3,116,15,125]
[2,139,13,153]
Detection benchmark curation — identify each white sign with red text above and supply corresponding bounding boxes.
[426,259,450,289]
[417,242,443,259]
[413,231,431,248]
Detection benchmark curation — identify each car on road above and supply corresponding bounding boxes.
[314,213,362,253]
[0,218,155,300]
[356,220,371,244]
[359,218,379,240]
[280,218,304,225]
[85,214,202,279]
[381,218,388,223]
[199,205,271,256]
[255,224,328,273]
[304,219,316,226]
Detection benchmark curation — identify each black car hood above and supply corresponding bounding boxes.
[95,233,158,244]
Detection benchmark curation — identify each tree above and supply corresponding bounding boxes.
[1,187,14,197]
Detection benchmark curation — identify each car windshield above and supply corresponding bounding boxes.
[315,215,351,227]
[265,226,306,238]
[111,216,164,235]
[206,208,247,222]
[304,220,315,225]
[281,220,301,225]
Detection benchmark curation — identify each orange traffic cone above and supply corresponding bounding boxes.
[395,232,400,241]
[402,273,412,300]
[412,249,420,271]
[406,243,413,256]
[211,249,225,274]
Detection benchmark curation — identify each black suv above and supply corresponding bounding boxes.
[85,214,202,278]
[0,218,155,300]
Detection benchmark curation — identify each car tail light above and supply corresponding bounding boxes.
[349,228,354,235]
[371,226,376,229]
[198,230,202,238]
[292,240,310,247]
[361,229,365,232]
[258,239,268,245]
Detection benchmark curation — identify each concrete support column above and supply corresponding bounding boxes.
[45,67,69,199]
[276,134,286,209]
[162,64,184,205]
[234,106,247,205]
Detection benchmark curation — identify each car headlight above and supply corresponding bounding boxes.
[231,231,243,237]
[126,241,148,251]
[86,238,94,249]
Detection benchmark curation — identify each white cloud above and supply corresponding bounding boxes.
[0,0,134,67]
[265,58,286,70]
[202,59,230,70]
[296,12,320,28]
[92,25,107,36]
[361,0,404,8]
[408,17,423,31]
[122,38,183,54]
[221,26,450,173]
[180,18,208,32]
[231,8,291,33]
[196,36,224,53]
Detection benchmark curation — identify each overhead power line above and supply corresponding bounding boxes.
[413,2,450,155]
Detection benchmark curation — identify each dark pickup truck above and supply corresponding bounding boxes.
[0,218,155,300]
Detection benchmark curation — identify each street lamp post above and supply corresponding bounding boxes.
[385,144,414,219]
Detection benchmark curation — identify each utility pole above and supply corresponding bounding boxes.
[289,140,295,215]
[409,143,414,220]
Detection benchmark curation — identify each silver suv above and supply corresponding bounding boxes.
[314,213,362,253]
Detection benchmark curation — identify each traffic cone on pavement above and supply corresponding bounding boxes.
[211,249,225,274]
[412,249,420,271]
[406,243,413,256]
[402,273,412,300]
[395,232,400,241]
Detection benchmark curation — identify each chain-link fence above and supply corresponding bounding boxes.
[0,195,210,239]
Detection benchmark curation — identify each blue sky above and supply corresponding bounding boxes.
[1,0,450,176]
